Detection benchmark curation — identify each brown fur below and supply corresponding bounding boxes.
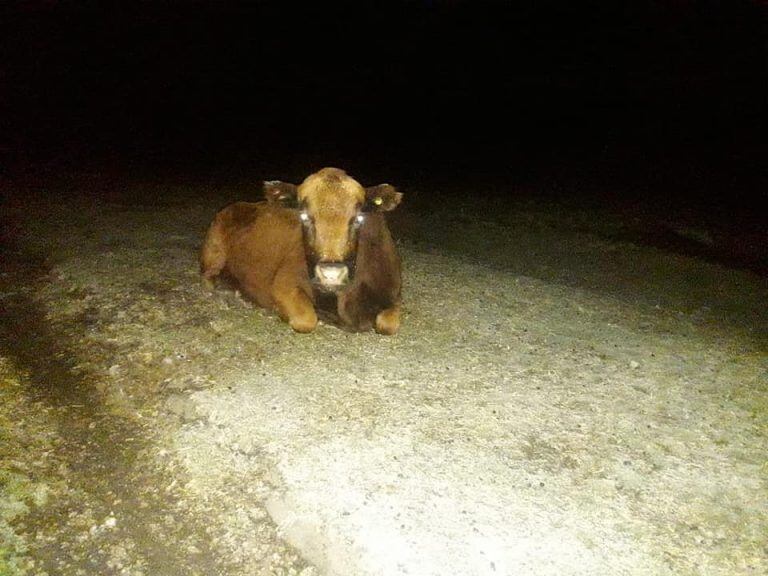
[200,168,403,334]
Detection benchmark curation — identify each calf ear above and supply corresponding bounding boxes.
[263,180,298,206]
[365,184,403,212]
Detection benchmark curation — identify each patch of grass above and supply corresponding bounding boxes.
[0,473,34,576]
[0,359,54,576]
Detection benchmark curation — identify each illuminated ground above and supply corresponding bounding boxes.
[1,174,766,575]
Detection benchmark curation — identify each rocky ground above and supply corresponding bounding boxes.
[1,172,766,575]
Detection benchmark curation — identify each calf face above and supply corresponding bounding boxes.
[265,167,402,292]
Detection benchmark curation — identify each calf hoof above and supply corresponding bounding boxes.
[375,307,400,335]
[289,311,318,334]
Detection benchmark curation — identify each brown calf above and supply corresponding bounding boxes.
[200,167,403,334]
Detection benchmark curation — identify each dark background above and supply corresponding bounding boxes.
[1,0,766,266]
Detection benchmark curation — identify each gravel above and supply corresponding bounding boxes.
[1,177,766,575]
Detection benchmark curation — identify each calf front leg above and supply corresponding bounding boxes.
[272,268,317,333]
[339,288,400,335]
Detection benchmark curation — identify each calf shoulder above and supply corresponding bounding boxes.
[219,202,309,307]
[351,212,401,306]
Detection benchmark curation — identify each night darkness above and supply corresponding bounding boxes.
[1,0,767,267]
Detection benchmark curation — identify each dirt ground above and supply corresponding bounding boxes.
[1,172,766,575]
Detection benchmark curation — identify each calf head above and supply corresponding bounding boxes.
[264,167,402,291]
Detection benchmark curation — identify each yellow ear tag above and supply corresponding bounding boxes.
[374,197,383,206]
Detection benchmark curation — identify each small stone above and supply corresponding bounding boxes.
[629,360,640,369]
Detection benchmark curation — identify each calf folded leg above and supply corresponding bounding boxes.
[338,287,400,334]
[375,301,401,335]
[272,267,317,333]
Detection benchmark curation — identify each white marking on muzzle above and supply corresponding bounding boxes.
[315,263,349,287]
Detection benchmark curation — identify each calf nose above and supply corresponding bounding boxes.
[315,262,349,287]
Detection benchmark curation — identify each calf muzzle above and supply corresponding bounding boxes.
[314,262,350,290]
